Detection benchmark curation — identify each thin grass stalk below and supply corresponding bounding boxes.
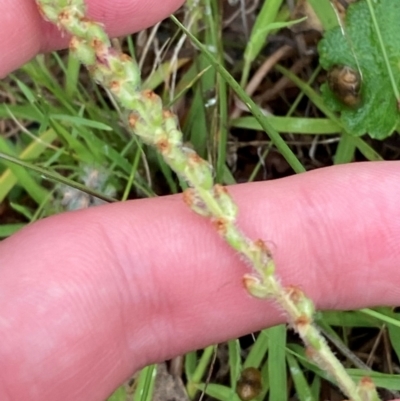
[34,1,380,400]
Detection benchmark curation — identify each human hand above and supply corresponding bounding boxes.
[2,2,400,401]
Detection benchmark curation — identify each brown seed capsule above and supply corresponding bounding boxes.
[327,65,361,107]
[236,367,262,401]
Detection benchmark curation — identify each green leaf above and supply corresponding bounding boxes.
[0,223,25,238]
[133,365,157,401]
[196,383,238,401]
[228,339,242,388]
[267,325,287,401]
[106,386,127,401]
[318,0,400,139]
[287,353,316,401]
[244,330,269,369]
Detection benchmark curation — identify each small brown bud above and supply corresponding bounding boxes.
[163,110,174,119]
[110,80,120,93]
[183,189,195,207]
[58,10,72,25]
[295,315,311,328]
[286,285,303,304]
[128,113,140,128]
[155,137,171,154]
[212,217,228,235]
[142,89,158,101]
[236,368,262,401]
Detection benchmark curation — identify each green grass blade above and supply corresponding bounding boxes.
[171,15,305,173]
[365,0,400,102]
[287,353,316,401]
[241,0,284,86]
[267,325,287,401]
[244,330,269,369]
[334,134,356,164]
[232,116,341,134]
[0,224,26,238]
[0,139,49,205]
[133,365,157,401]
[0,151,116,203]
[0,128,57,202]
[228,339,242,388]
[307,0,339,31]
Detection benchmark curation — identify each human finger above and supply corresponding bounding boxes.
[0,0,185,77]
[0,161,399,400]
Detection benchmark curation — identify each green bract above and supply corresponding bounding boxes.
[319,0,400,139]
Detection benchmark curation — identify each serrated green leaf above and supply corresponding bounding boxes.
[319,0,400,139]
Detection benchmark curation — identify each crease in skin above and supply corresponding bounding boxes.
[1,162,400,401]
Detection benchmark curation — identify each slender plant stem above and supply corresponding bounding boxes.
[34,1,380,400]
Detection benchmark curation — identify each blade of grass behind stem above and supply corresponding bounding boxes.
[51,52,87,107]
[204,0,229,183]
[244,330,269,369]
[268,325,287,401]
[50,114,112,131]
[10,201,34,221]
[217,164,235,185]
[0,128,57,202]
[133,364,157,401]
[22,56,77,114]
[142,58,191,90]
[228,339,242,389]
[334,134,356,164]
[106,386,126,401]
[121,142,143,201]
[186,0,218,159]
[231,116,341,134]
[347,370,400,391]
[171,15,306,174]
[49,119,93,161]
[0,224,25,238]
[0,104,44,121]
[310,376,321,400]
[360,308,400,328]
[185,351,198,382]
[167,65,213,109]
[287,66,322,117]
[307,0,340,31]
[275,64,384,162]
[241,0,284,87]
[65,51,82,98]
[196,382,237,401]
[0,139,49,205]
[287,353,316,401]
[216,58,229,184]
[183,58,210,158]
[110,137,156,198]
[0,152,116,203]
[186,345,216,398]
[156,151,179,193]
[365,0,400,103]
[351,136,383,161]
[387,323,400,366]
[320,310,378,328]
[258,358,270,400]
[290,343,400,390]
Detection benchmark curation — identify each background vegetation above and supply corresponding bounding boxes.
[1,0,400,400]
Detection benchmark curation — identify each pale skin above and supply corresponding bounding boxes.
[1,1,400,400]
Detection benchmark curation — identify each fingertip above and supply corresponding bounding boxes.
[0,0,43,78]
[0,0,185,77]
